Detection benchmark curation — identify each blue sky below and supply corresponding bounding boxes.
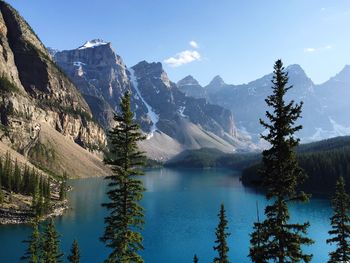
[6,0,350,85]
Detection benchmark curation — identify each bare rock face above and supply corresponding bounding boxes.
[131,61,238,139]
[54,40,130,129]
[0,2,106,159]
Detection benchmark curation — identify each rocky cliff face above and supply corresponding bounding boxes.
[54,43,254,158]
[54,40,130,129]
[0,2,106,176]
[130,61,238,139]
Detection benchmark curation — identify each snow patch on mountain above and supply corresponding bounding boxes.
[78,39,108,50]
[306,118,350,142]
[330,118,350,135]
[178,106,187,118]
[73,61,85,76]
[129,68,159,139]
[73,61,86,67]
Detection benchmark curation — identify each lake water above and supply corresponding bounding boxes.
[0,168,335,262]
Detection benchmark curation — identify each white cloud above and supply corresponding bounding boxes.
[304,47,316,53]
[304,45,332,53]
[164,50,201,67]
[189,40,199,49]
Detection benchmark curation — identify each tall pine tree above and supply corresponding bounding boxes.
[327,176,350,262]
[42,219,63,263]
[13,159,22,193]
[249,202,268,263]
[3,151,12,192]
[101,91,146,263]
[249,59,313,263]
[67,239,80,263]
[21,218,41,263]
[59,175,67,201]
[213,203,230,263]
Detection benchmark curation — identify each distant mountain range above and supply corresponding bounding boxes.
[53,40,256,160]
[178,64,350,142]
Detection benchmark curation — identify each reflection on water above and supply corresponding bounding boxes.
[0,168,334,262]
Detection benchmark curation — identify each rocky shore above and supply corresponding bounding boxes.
[0,200,68,225]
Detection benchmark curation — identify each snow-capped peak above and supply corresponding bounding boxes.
[78,39,108,50]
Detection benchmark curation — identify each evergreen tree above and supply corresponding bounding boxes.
[3,151,12,192]
[23,164,30,194]
[193,254,199,263]
[32,176,44,216]
[101,91,146,263]
[39,176,44,197]
[29,167,37,195]
[213,203,230,263]
[327,176,350,262]
[42,219,63,263]
[44,178,51,213]
[59,176,67,201]
[21,218,41,263]
[13,159,22,193]
[249,202,268,263]
[249,222,269,263]
[67,240,80,263]
[249,59,313,263]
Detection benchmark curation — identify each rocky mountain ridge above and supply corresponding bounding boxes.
[178,64,350,142]
[54,41,256,160]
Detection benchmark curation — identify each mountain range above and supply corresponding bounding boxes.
[178,64,350,142]
[53,40,255,160]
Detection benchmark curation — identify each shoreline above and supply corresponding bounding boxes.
[0,200,69,225]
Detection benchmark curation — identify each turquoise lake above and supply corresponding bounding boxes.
[0,168,335,262]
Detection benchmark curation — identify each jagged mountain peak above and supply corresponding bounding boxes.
[78,39,109,50]
[329,64,350,83]
[177,75,205,99]
[286,63,304,72]
[133,60,163,71]
[56,38,125,69]
[177,75,200,86]
[54,39,130,129]
[132,61,170,85]
[285,64,310,80]
[205,75,228,94]
[209,75,226,86]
